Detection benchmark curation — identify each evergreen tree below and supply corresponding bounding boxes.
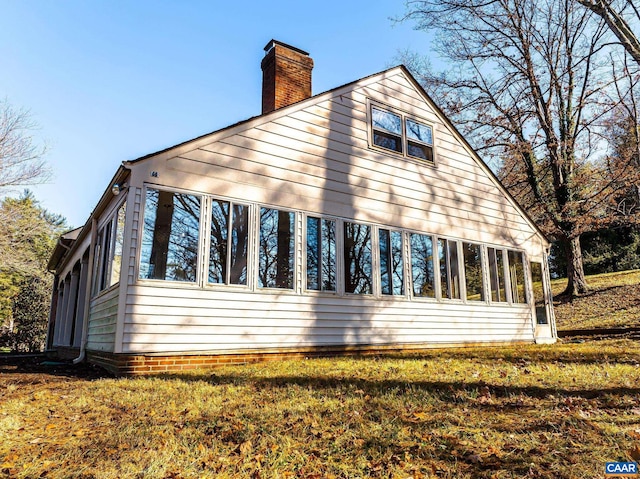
[0,191,67,352]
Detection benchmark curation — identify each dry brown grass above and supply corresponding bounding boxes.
[2,270,639,478]
[2,339,640,479]
[552,269,640,331]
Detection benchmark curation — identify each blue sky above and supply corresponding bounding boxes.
[0,0,432,227]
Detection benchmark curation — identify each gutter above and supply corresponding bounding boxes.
[73,217,97,364]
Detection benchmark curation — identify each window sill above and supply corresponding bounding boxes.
[369,144,436,168]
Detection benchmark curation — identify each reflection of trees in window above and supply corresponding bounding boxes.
[487,247,507,302]
[438,238,460,299]
[372,107,403,153]
[344,222,372,294]
[98,221,112,292]
[405,119,434,163]
[410,233,435,297]
[530,262,548,324]
[259,208,294,289]
[209,201,248,285]
[508,250,527,304]
[307,216,336,291]
[379,229,404,295]
[140,188,200,282]
[230,205,249,285]
[463,242,485,301]
[109,202,127,287]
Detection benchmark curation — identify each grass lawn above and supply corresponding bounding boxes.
[552,269,640,331]
[2,270,639,478]
[2,340,640,478]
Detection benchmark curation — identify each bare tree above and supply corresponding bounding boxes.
[400,0,638,296]
[0,99,49,190]
[577,0,640,65]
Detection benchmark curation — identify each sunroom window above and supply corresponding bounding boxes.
[258,208,295,289]
[306,216,337,292]
[462,242,485,301]
[209,200,249,285]
[487,247,507,302]
[93,200,127,295]
[379,229,404,295]
[109,202,126,287]
[343,222,373,294]
[410,233,435,298]
[508,250,527,304]
[139,188,201,282]
[438,238,460,299]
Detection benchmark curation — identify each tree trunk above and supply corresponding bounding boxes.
[562,236,589,296]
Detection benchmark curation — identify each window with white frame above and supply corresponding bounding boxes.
[209,200,249,285]
[343,222,372,294]
[379,228,404,295]
[437,238,461,299]
[133,185,539,310]
[139,188,201,282]
[306,216,337,292]
[410,233,435,298]
[530,262,548,324]
[371,104,434,164]
[508,250,527,304]
[92,200,127,295]
[258,208,295,289]
[487,247,507,302]
[462,242,485,301]
[110,203,126,287]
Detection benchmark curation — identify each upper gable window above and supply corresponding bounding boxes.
[370,104,434,164]
[372,107,403,153]
[406,119,434,162]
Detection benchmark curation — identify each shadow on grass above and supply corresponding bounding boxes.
[0,354,113,380]
[161,371,640,404]
[554,282,640,306]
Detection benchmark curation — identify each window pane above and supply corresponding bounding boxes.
[410,233,435,297]
[307,217,337,292]
[438,239,461,299]
[259,208,294,289]
[92,232,102,295]
[508,250,527,304]
[373,131,402,153]
[99,221,113,291]
[109,202,127,287]
[372,107,402,134]
[463,242,485,301]
[407,141,434,162]
[488,247,507,302]
[380,229,404,295]
[307,217,319,290]
[209,200,229,284]
[530,262,548,324]
[344,222,372,294]
[140,188,201,282]
[229,204,249,285]
[406,119,433,144]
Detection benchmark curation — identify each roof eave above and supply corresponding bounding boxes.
[48,165,131,273]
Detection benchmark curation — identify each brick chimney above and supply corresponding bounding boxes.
[261,40,314,114]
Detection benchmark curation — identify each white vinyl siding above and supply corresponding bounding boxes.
[122,285,533,353]
[87,288,119,352]
[117,68,549,354]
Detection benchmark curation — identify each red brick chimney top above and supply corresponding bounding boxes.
[261,40,314,114]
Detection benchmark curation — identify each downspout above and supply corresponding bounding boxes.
[73,217,97,364]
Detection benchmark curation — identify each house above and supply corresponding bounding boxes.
[46,40,557,375]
